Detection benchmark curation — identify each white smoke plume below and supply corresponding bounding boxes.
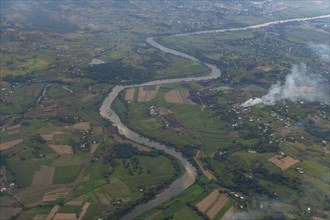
[241,63,329,107]
[308,42,330,63]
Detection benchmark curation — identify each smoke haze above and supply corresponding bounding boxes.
[308,42,330,63]
[241,64,329,107]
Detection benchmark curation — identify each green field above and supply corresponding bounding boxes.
[155,55,209,79]
[0,83,44,114]
[111,155,176,188]
[115,83,233,155]
[1,1,329,219]
[137,184,207,220]
[15,206,52,220]
[53,165,84,184]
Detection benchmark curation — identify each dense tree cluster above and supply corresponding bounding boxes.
[27,134,47,157]
[86,61,153,84]
[3,74,33,83]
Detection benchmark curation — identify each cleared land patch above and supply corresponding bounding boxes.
[196,189,219,213]
[42,187,71,202]
[90,143,100,154]
[46,205,60,220]
[269,155,299,170]
[32,165,55,186]
[124,88,135,102]
[72,122,91,131]
[33,214,48,220]
[195,150,216,181]
[0,207,22,220]
[81,93,97,103]
[164,89,195,105]
[221,206,236,220]
[41,132,65,141]
[0,195,19,206]
[145,210,163,220]
[137,85,160,102]
[255,64,273,72]
[49,144,73,155]
[6,124,21,130]
[206,194,229,219]
[78,202,90,220]
[0,139,23,151]
[53,213,77,220]
[65,199,84,206]
[92,126,103,136]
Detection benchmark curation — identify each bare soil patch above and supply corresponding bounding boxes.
[90,143,100,154]
[206,194,229,219]
[43,187,71,202]
[0,139,23,151]
[137,85,160,102]
[78,202,90,220]
[255,65,273,72]
[195,150,216,181]
[159,108,172,116]
[41,134,54,141]
[32,165,55,186]
[33,214,48,220]
[65,199,84,206]
[164,89,195,105]
[72,122,91,131]
[269,155,299,170]
[221,206,236,220]
[41,101,58,112]
[124,88,135,102]
[93,126,104,136]
[145,210,163,220]
[41,132,65,141]
[7,124,21,130]
[53,213,77,220]
[81,93,97,103]
[196,189,219,213]
[46,205,60,220]
[49,144,73,155]
[0,195,19,206]
[0,207,22,220]
[131,143,151,152]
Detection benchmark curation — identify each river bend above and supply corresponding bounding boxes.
[99,14,330,220]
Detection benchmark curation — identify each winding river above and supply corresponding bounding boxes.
[99,14,330,219]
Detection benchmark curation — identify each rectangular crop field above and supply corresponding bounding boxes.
[206,194,229,219]
[124,88,135,101]
[32,165,55,186]
[137,85,160,102]
[53,165,83,184]
[49,144,73,155]
[269,155,299,171]
[196,189,219,213]
[164,89,195,105]
[0,139,23,151]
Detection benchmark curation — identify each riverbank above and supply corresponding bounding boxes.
[100,14,330,219]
